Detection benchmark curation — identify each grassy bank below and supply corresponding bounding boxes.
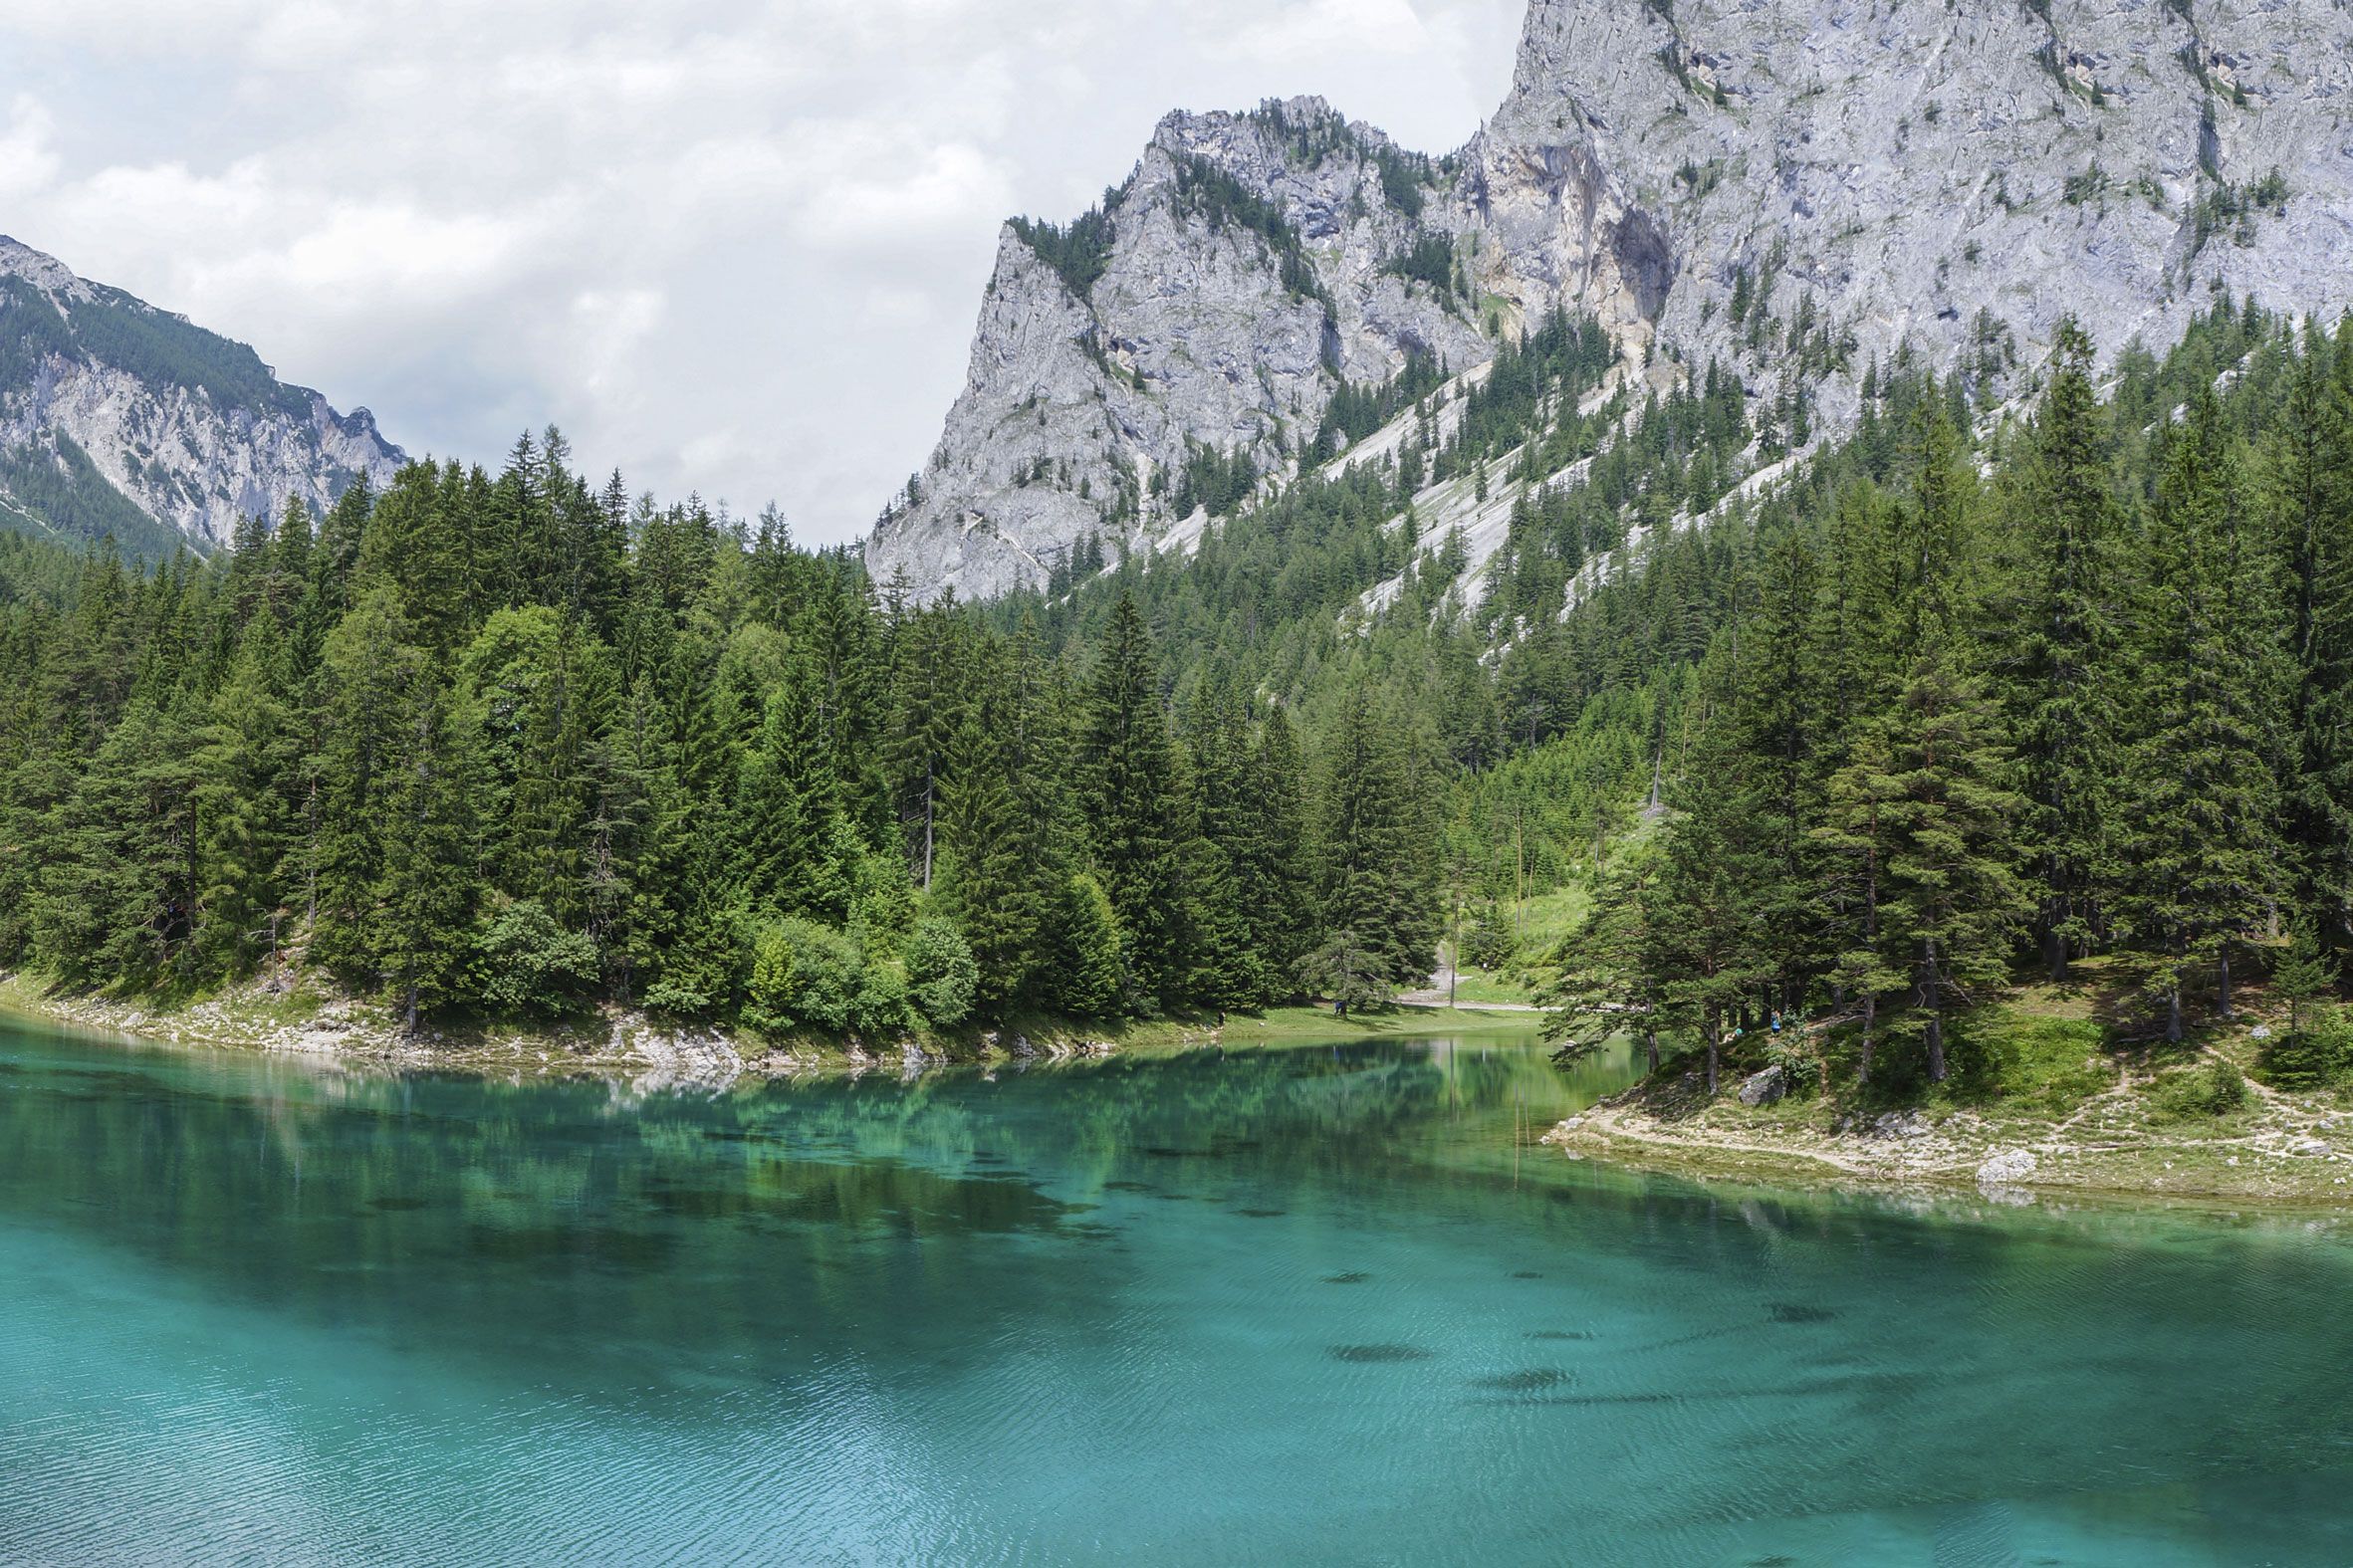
[1546,967,2353,1207]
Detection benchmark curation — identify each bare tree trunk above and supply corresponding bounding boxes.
[922,765,936,890]
[2218,951,2235,1020]
[1645,1031,1660,1076]
[1857,993,1877,1087]
[1926,1009,1948,1083]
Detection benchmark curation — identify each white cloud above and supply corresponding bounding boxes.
[0,0,1524,543]
[1224,0,1435,63]
[0,95,58,200]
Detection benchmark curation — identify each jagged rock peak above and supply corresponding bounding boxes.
[0,235,404,556]
[870,0,2353,603]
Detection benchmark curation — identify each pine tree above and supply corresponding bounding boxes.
[1804,711,1904,1084]
[30,694,202,987]
[192,614,299,977]
[1875,409,2027,1080]
[1314,689,1436,993]
[1079,593,1188,1008]
[937,629,1067,1017]
[1181,669,1263,1007]
[1541,841,1668,1073]
[1048,872,1126,1017]
[2269,323,2353,942]
[2117,391,2291,1038]
[312,584,417,981]
[375,662,480,1030]
[734,651,851,923]
[1647,708,1767,1096]
[1992,321,2121,980]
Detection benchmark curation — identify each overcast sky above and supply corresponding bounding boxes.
[0,0,1522,547]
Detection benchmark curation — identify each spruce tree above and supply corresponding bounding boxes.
[2118,391,2291,1038]
[1315,689,1436,993]
[1078,593,1187,1009]
[2008,319,2125,977]
[1875,409,2026,1080]
[193,615,299,977]
[2269,323,2353,942]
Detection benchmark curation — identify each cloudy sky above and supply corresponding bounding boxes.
[0,0,1522,547]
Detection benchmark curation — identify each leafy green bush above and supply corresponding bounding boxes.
[2150,1058,2251,1120]
[848,958,911,1038]
[1050,874,1126,1018]
[905,918,980,1029]
[745,918,861,1035]
[469,898,599,1018]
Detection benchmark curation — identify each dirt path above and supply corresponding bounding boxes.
[1399,967,1544,1013]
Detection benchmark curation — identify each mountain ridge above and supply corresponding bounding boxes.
[869,0,2353,603]
[0,235,402,556]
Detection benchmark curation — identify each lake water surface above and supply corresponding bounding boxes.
[4,1014,2352,1565]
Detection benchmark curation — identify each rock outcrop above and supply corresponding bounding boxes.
[0,235,402,555]
[865,100,1489,601]
[872,0,2353,601]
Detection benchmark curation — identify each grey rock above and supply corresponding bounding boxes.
[874,0,2353,602]
[1977,1149,2039,1186]
[0,235,401,553]
[1738,1064,1787,1106]
[867,99,1487,601]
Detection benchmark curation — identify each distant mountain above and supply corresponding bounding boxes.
[0,236,401,558]
[870,0,2353,602]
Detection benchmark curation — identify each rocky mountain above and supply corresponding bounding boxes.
[0,236,401,558]
[870,0,2353,602]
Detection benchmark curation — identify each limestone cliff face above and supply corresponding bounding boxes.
[0,236,402,554]
[1477,0,2353,435]
[865,100,1489,600]
[873,0,2353,602]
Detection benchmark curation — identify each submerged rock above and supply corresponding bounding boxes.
[1328,1343,1435,1363]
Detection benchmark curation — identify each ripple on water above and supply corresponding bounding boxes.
[1768,1304,1837,1324]
[1469,1368,1573,1393]
[1327,1344,1434,1364]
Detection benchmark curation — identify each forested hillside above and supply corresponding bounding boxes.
[0,433,1436,1036]
[6,297,2353,1092]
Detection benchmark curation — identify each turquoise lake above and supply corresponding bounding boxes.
[4,1014,2352,1566]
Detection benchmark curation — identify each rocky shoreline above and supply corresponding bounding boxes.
[1543,1059,2353,1210]
[0,970,1129,1091]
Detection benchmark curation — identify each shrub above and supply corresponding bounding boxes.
[905,918,980,1028]
[1050,873,1126,1018]
[469,898,600,1018]
[848,958,911,1038]
[2262,1006,2353,1090]
[2150,1057,2251,1120]
[745,918,862,1034]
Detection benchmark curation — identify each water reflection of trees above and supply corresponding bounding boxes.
[0,1030,1628,1384]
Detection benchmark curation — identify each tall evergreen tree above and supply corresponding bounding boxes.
[2007,319,2125,977]
[2117,391,2291,1037]
[1079,592,1189,1009]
